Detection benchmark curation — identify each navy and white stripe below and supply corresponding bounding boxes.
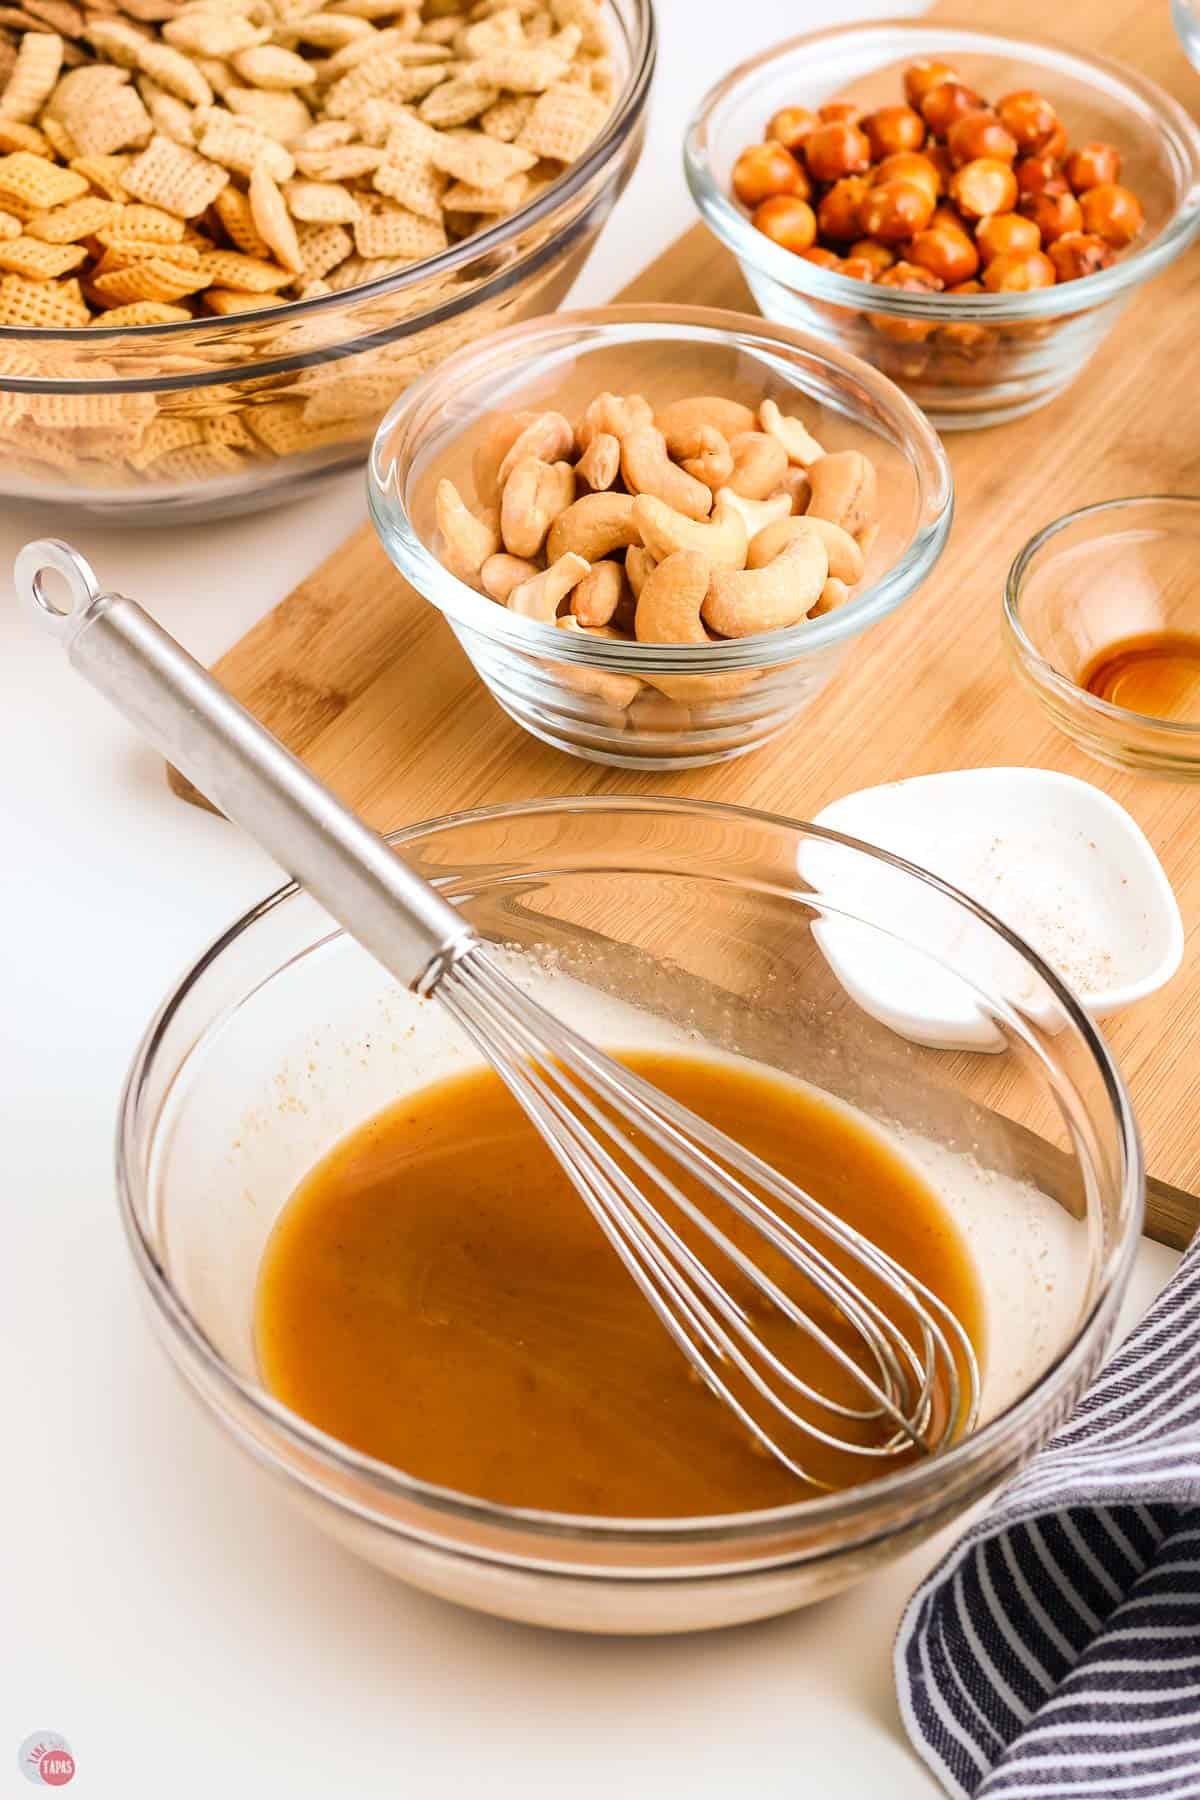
[896,1237,1200,1799]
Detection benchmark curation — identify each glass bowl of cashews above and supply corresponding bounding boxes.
[0,0,653,522]
[685,23,1200,429]
[368,303,952,768]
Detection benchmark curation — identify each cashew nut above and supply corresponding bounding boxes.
[811,577,852,616]
[473,409,537,505]
[747,516,864,584]
[552,617,642,709]
[496,410,575,489]
[662,422,733,491]
[715,487,792,540]
[632,492,749,571]
[507,551,589,621]
[634,549,712,646]
[576,391,653,451]
[628,690,692,734]
[570,557,627,627]
[654,395,756,444]
[546,492,639,563]
[624,543,657,600]
[500,456,576,559]
[759,397,827,468]
[857,520,881,558]
[575,430,620,492]
[779,465,812,514]
[619,425,712,521]
[435,478,501,586]
[806,451,878,537]
[727,431,789,501]
[480,551,540,603]
[702,535,828,638]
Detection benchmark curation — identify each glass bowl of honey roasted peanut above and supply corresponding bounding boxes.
[368,304,952,769]
[685,24,1200,428]
[116,795,1142,1633]
[1005,494,1200,776]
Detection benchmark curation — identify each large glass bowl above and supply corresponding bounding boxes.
[685,23,1200,429]
[119,796,1142,1635]
[368,305,952,770]
[0,0,653,525]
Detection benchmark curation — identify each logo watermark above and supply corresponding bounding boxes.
[17,1733,76,1787]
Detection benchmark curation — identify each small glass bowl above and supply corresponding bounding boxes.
[0,0,653,525]
[1173,0,1200,72]
[368,305,952,770]
[118,797,1142,1634]
[1004,495,1200,777]
[685,23,1200,429]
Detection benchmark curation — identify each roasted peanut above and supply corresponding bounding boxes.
[620,425,712,520]
[1015,154,1070,201]
[1047,230,1115,281]
[862,104,925,158]
[702,533,828,638]
[995,91,1060,153]
[500,456,575,560]
[726,430,789,501]
[767,105,818,151]
[633,549,712,645]
[436,479,501,586]
[570,557,628,627]
[903,60,961,106]
[576,392,653,452]
[753,194,817,253]
[800,246,844,270]
[949,157,1018,220]
[633,492,749,570]
[874,151,943,203]
[848,237,896,274]
[496,412,575,489]
[732,140,804,206]
[546,492,639,563]
[820,98,865,125]
[507,551,589,622]
[575,431,620,492]
[480,552,540,604]
[655,396,756,444]
[664,423,733,491]
[909,223,978,284]
[869,261,943,342]
[806,451,877,536]
[1079,182,1144,246]
[759,396,826,467]
[1065,141,1121,193]
[805,119,871,182]
[747,514,864,583]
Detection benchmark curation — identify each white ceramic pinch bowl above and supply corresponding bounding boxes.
[801,768,1183,1052]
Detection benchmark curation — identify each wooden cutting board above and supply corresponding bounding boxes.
[170,0,1200,1230]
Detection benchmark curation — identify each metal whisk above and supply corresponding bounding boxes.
[17,539,979,1485]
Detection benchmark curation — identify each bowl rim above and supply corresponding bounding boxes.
[1003,493,1200,742]
[367,301,955,672]
[684,18,1200,324]
[117,792,1145,1550]
[0,0,656,361]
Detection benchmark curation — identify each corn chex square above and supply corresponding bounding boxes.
[517,82,609,163]
[352,194,446,260]
[428,129,535,190]
[123,135,230,217]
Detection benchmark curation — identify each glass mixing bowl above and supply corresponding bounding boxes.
[685,23,1200,429]
[0,0,653,525]
[368,305,952,770]
[119,796,1141,1634]
[1004,494,1200,777]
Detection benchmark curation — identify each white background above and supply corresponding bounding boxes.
[1,1,1178,1794]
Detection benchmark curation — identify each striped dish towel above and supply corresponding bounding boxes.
[895,1235,1200,1799]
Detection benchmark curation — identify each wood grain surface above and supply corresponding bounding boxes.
[169,0,1200,1225]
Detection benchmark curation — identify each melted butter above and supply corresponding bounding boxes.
[255,1051,983,1517]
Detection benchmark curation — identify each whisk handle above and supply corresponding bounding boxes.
[15,539,476,996]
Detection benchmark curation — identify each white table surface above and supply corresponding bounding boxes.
[1,1,1179,1793]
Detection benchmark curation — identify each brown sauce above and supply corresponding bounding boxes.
[1079,631,1200,722]
[255,1051,983,1517]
